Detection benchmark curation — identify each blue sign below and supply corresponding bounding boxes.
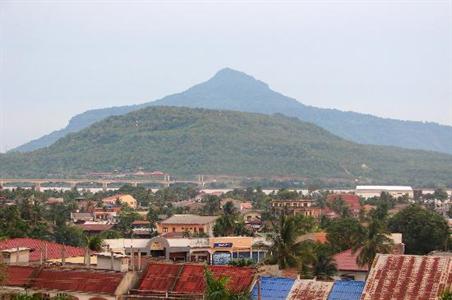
[213,242,233,248]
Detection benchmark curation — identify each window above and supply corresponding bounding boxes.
[172,227,176,232]
[163,227,168,233]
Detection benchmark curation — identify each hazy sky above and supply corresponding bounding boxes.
[1,0,451,152]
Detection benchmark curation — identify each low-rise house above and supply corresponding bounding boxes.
[0,238,85,262]
[96,252,130,272]
[271,199,321,218]
[1,266,138,300]
[156,214,219,237]
[133,262,255,299]
[77,223,114,235]
[102,194,138,209]
[71,212,95,223]
[46,197,64,205]
[1,247,31,265]
[131,220,153,238]
[287,279,334,300]
[333,249,369,281]
[147,236,268,264]
[326,193,361,217]
[297,232,328,244]
[362,254,452,299]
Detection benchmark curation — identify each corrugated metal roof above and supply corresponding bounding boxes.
[251,276,295,300]
[31,268,125,295]
[328,280,365,300]
[160,214,219,225]
[0,238,85,261]
[4,265,36,287]
[361,254,452,300]
[288,279,333,300]
[137,262,255,295]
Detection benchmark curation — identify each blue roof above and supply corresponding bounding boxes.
[251,276,295,300]
[328,280,365,300]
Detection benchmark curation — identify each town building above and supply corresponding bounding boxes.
[271,199,321,218]
[128,262,255,299]
[0,247,31,265]
[355,185,414,199]
[156,214,219,236]
[325,193,361,217]
[0,265,137,300]
[0,238,85,263]
[362,254,452,299]
[102,194,138,209]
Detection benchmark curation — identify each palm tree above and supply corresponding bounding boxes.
[353,219,393,269]
[311,250,337,280]
[204,267,230,300]
[299,242,336,280]
[267,215,306,269]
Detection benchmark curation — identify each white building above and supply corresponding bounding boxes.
[356,185,413,199]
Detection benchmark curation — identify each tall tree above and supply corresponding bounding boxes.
[326,218,366,253]
[389,205,449,254]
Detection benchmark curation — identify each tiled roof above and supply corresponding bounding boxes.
[288,279,333,300]
[160,214,219,225]
[4,265,36,287]
[333,249,368,272]
[251,276,295,300]
[0,238,85,261]
[77,223,114,232]
[327,194,361,211]
[328,280,365,300]
[31,268,124,295]
[361,254,452,300]
[297,232,328,244]
[137,263,255,295]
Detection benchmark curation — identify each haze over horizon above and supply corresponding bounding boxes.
[1,0,451,152]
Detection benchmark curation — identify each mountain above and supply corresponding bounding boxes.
[12,68,452,154]
[2,106,452,187]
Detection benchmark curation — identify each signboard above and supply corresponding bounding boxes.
[213,242,233,248]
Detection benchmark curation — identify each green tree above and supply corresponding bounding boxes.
[116,206,141,236]
[86,235,103,252]
[204,267,230,300]
[267,215,307,269]
[353,219,393,269]
[54,225,85,247]
[388,205,449,254]
[326,218,366,253]
[434,188,449,200]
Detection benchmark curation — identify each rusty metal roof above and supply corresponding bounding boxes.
[288,279,333,300]
[137,262,255,296]
[362,254,452,300]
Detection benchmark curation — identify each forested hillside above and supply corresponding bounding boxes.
[2,107,452,187]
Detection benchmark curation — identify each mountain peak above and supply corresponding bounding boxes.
[208,67,269,90]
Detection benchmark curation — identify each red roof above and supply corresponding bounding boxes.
[77,223,114,232]
[139,263,181,292]
[362,254,452,300]
[327,194,361,211]
[288,280,334,300]
[32,268,124,295]
[138,263,255,295]
[4,265,36,287]
[333,249,368,272]
[132,220,151,225]
[0,238,85,261]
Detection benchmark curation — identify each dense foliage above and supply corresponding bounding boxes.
[388,205,449,254]
[2,107,452,187]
